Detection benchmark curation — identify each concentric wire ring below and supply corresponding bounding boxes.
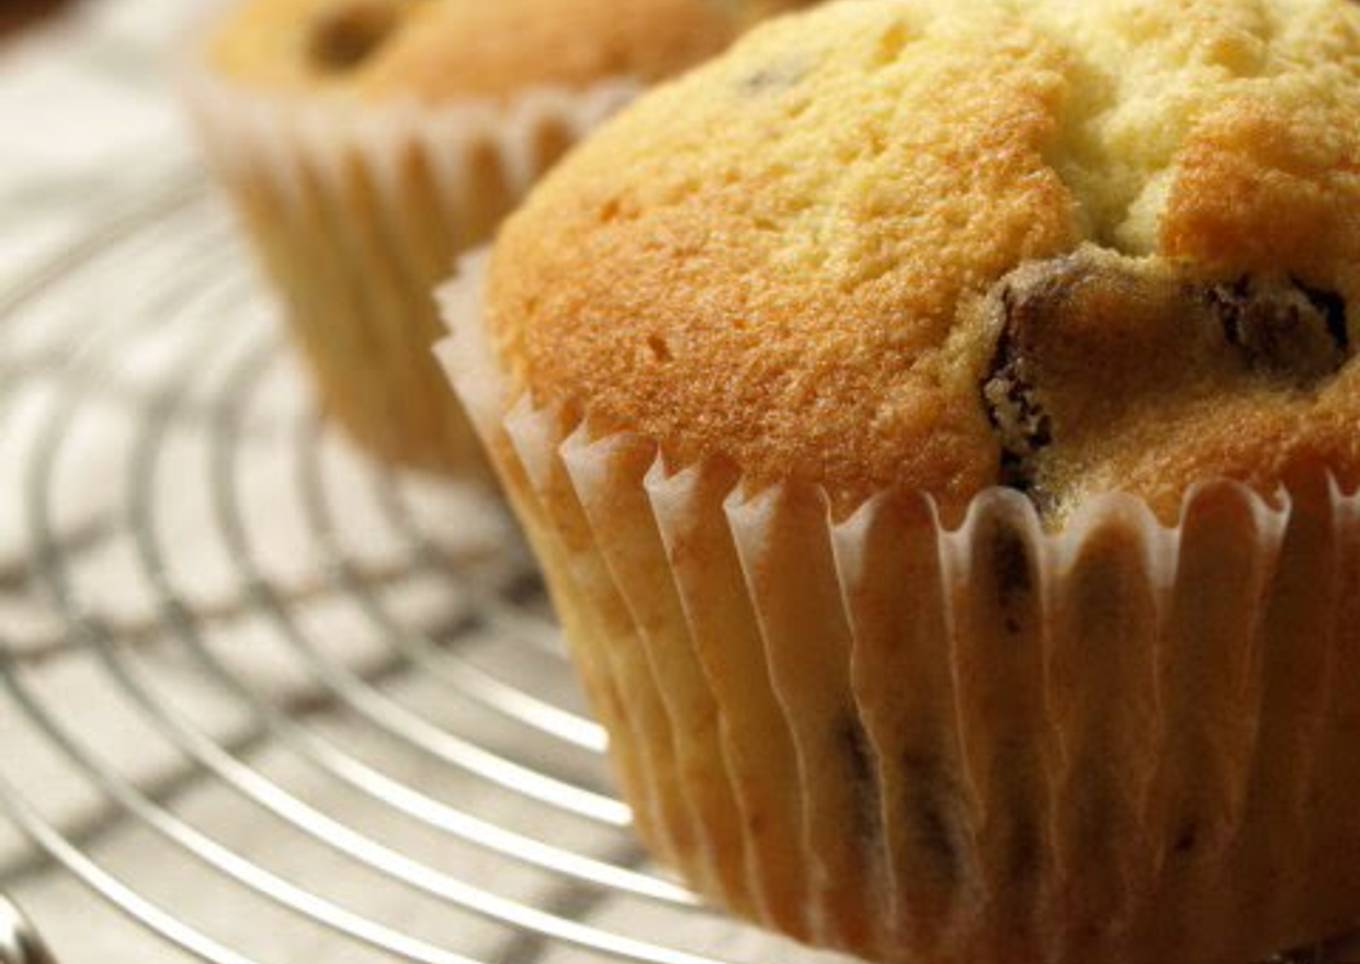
[0,895,55,964]
[0,170,1352,964]
[0,183,822,963]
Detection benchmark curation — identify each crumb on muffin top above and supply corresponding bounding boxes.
[486,0,1360,520]
[207,0,811,102]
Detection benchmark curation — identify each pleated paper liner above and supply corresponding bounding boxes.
[183,65,637,476]
[437,251,1360,964]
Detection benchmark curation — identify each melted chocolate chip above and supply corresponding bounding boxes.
[1267,950,1327,964]
[1173,821,1199,857]
[983,317,1052,493]
[990,523,1033,615]
[1300,281,1350,354]
[902,753,966,883]
[308,0,403,72]
[981,255,1354,503]
[1206,276,1349,384]
[1007,811,1041,883]
[838,716,882,845]
[981,266,1078,498]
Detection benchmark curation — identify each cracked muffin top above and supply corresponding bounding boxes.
[207,0,813,102]
[485,0,1360,520]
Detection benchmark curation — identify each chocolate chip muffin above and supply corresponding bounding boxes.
[438,0,1360,960]
[186,0,813,476]
[480,0,1360,518]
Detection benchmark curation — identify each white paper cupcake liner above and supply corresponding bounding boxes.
[182,61,638,474]
[435,250,1360,964]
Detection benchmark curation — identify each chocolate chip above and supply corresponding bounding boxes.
[1299,280,1350,354]
[1267,949,1327,964]
[990,522,1034,610]
[981,264,1081,498]
[983,317,1053,493]
[1007,810,1041,883]
[902,753,967,883]
[1173,821,1199,856]
[982,254,1355,505]
[308,0,404,72]
[838,716,882,845]
[1206,276,1350,385]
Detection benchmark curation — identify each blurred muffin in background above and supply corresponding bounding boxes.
[0,0,71,37]
[186,0,813,476]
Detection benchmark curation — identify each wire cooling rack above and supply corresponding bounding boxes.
[0,180,1352,964]
[0,181,859,964]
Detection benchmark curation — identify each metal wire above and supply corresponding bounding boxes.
[4,178,1346,964]
[0,184,800,963]
[0,895,54,964]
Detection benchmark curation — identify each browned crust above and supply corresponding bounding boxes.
[1164,96,1360,304]
[489,7,1081,514]
[487,0,1360,519]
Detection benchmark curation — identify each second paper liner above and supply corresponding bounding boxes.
[437,251,1360,964]
[184,68,637,475]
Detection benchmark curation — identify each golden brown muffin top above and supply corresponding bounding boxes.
[207,0,813,101]
[487,0,1360,520]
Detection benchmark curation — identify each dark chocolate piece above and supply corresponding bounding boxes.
[1267,950,1327,964]
[983,292,1053,494]
[981,255,1354,501]
[838,716,882,846]
[902,753,966,884]
[1206,276,1349,384]
[1173,821,1199,857]
[1006,809,1041,883]
[309,0,403,72]
[990,521,1034,607]
[981,258,1089,499]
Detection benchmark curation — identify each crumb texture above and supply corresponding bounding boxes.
[488,0,1360,516]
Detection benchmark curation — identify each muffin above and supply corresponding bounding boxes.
[185,0,812,475]
[438,0,1360,961]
